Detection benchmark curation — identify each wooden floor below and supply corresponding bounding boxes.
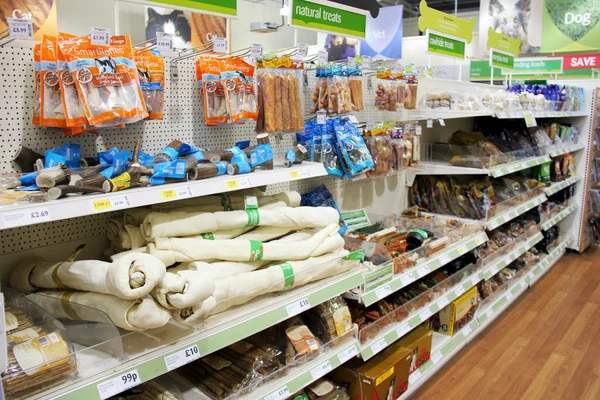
[412,245,600,400]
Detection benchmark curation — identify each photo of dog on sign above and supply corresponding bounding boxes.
[479,0,541,54]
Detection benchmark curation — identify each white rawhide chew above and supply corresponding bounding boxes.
[31,291,171,331]
[123,207,151,226]
[10,254,166,300]
[141,206,339,240]
[107,218,125,243]
[151,270,215,309]
[148,224,343,265]
[173,249,354,324]
[119,225,146,250]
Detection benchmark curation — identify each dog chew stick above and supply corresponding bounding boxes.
[227,163,256,175]
[255,73,265,133]
[187,163,222,180]
[291,74,305,131]
[153,140,182,164]
[132,140,141,164]
[47,185,107,200]
[13,145,44,173]
[204,146,256,163]
[284,144,307,167]
[274,74,283,132]
[263,73,275,133]
[102,164,143,192]
[256,133,273,170]
[281,74,292,132]
[35,164,70,188]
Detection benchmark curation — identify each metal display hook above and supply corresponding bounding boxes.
[0,29,16,47]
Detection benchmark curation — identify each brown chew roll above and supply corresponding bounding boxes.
[281,74,291,131]
[284,144,307,168]
[13,145,43,173]
[227,163,256,175]
[291,74,304,131]
[263,73,275,132]
[188,163,222,180]
[35,164,69,188]
[256,133,273,170]
[47,185,106,200]
[255,73,265,132]
[153,140,182,164]
[274,74,283,132]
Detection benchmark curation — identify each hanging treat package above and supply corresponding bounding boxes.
[135,49,165,120]
[58,34,148,126]
[331,70,353,114]
[348,72,364,111]
[219,57,257,123]
[334,117,374,177]
[56,33,89,129]
[32,44,42,125]
[40,35,66,128]
[198,56,228,125]
[321,118,344,178]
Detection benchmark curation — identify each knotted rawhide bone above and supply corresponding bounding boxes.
[48,185,107,200]
[284,144,307,167]
[35,163,70,188]
[256,133,273,170]
[153,140,182,164]
[13,145,44,173]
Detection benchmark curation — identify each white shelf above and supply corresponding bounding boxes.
[486,193,548,230]
[480,231,544,280]
[495,111,588,119]
[549,142,585,157]
[545,176,579,196]
[541,204,577,231]
[0,163,325,230]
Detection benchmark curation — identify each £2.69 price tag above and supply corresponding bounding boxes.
[1,206,51,228]
[97,369,141,399]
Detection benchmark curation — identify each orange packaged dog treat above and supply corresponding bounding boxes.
[198,56,227,125]
[58,34,148,126]
[57,32,89,128]
[218,57,257,123]
[135,49,165,120]
[40,35,66,128]
[32,43,42,125]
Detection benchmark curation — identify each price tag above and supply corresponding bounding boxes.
[347,57,357,69]
[438,295,449,309]
[409,369,422,384]
[251,43,264,58]
[439,253,452,266]
[420,309,432,322]
[161,186,192,201]
[362,56,371,69]
[97,369,141,399]
[91,27,110,46]
[462,325,472,336]
[318,50,328,65]
[286,298,311,317]
[523,112,537,128]
[485,308,494,320]
[164,344,201,371]
[471,276,479,286]
[297,43,309,58]
[415,125,422,136]
[265,386,290,400]
[528,271,535,280]
[213,37,228,53]
[417,266,430,277]
[439,118,446,127]
[396,323,411,338]
[224,177,250,191]
[1,206,51,228]
[458,246,467,255]
[111,196,130,209]
[316,111,327,125]
[506,291,513,301]
[399,273,414,287]
[520,281,526,289]
[311,360,333,380]
[455,285,466,298]
[427,119,433,128]
[338,345,358,363]
[375,285,392,300]
[371,338,387,355]
[156,32,173,51]
[7,18,33,39]
[431,351,443,365]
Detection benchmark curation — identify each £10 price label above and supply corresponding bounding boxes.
[286,298,311,317]
[164,344,201,371]
[97,369,141,399]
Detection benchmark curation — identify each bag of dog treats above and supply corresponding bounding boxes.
[135,49,165,120]
[40,35,66,128]
[32,43,42,125]
[58,34,148,126]
[57,32,89,128]
[218,57,257,123]
[198,56,228,125]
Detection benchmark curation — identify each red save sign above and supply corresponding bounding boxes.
[562,54,600,69]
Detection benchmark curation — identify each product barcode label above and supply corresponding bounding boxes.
[286,298,310,317]
[164,344,201,371]
[7,18,33,39]
[375,285,392,300]
[296,43,309,58]
[462,325,472,337]
[396,323,410,338]
[310,360,333,380]
[371,338,387,355]
[97,369,141,399]
[156,32,173,51]
[265,386,290,400]
[431,351,443,365]
[1,206,51,228]
[91,27,110,46]
[213,37,228,53]
[338,345,358,364]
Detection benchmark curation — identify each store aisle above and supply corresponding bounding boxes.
[412,245,600,400]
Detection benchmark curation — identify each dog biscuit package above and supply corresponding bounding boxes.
[57,32,88,128]
[32,44,42,125]
[58,34,148,126]
[198,56,227,125]
[135,49,165,120]
[40,35,66,128]
[218,57,257,123]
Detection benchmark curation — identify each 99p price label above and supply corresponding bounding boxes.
[164,344,201,371]
[97,369,141,399]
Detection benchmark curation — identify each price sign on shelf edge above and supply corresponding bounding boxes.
[310,360,333,380]
[7,18,33,40]
[164,344,201,371]
[338,345,358,363]
[91,27,110,46]
[97,369,141,400]
[1,206,51,228]
[286,298,311,317]
[265,386,290,400]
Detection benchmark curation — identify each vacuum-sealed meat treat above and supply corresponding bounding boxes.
[135,49,165,120]
[285,321,321,356]
[219,57,257,123]
[349,76,363,111]
[332,74,352,114]
[198,56,228,125]
[58,34,148,125]
[40,35,66,128]
[57,32,88,128]
[32,44,42,125]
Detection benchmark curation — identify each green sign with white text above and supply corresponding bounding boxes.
[290,0,367,39]
[501,58,564,75]
[148,0,237,17]
[470,60,504,81]
[490,49,514,69]
[427,31,466,59]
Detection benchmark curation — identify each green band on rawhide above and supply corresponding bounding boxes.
[249,240,264,261]
[201,233,215,240]
[278,263,295,290]
[246,209,260,226]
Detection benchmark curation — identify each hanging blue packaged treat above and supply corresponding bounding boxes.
[99,147,119,166]
[301,184,348,234]
[298,121,314,153]
[112,149,129,177]
[62,143,80,169]
[334,117,374,177]
[321,119,343,178]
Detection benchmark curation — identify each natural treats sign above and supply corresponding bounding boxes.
[290,0,368,39]
[541,0,600,52]
[418,0,475,60]
[501,57,564,75]
[147,0,237,17]
[486,28,520,70]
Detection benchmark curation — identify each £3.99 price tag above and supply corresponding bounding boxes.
[265,386,290,400]
[7,18,33,39]
[286,298,311,317]
[164,344,201,371]
[1,206,51,228]
[311,360,333,380]
[91,27,110,46]
[97,369,141,399]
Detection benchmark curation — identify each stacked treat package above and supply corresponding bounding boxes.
[541,154,577,226]
[363,122,421,177]
[309,62,364,115]
[175,296,353,398]
[1,135,274,206]
[297,117,374,179]
[7,190,359,332]
[374,67,418,111]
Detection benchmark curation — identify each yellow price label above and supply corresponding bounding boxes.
[288,170,301,179]
[161,189,177,200]
[225,179,240,190]
[92,199,112,211]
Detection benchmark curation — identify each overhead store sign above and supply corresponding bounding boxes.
[486,28,519,70]
[426,31,466,60]
[541,0,600,53]
[470,60,504,81]
[146,0,237,18]
[562,53,600,69]
[290,0,368,39]
[418,0,475,43]
[501,57,564,75]
[490,50,514,70]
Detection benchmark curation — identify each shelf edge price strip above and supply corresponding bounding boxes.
[286,298,311,317]
[1,206,51,228]
[91,196,130,212]
[97,369,141,400]
[310,360,333,380]
[265,386,290,400]
[164,344,201,371]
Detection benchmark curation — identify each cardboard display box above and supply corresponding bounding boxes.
[393,322,433,373]
[433,286,479,336]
